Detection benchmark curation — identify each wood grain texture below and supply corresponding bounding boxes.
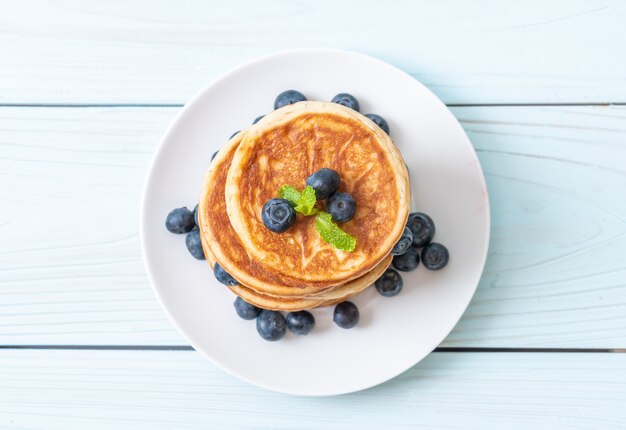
[1,106,625,347]
[0,350,625,429]
[1,0,625,104]
[448,105,626,346]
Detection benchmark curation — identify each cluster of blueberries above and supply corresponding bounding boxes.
[377,213,449,297]
[165,204,205,260]
[234,297,359,341]
[165,89,447,342]
[262,167,355,232]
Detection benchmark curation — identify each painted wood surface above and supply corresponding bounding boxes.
[1,0,626,104]
[2,2,626,427]
[1,350,625,429]
[2,105,625,347]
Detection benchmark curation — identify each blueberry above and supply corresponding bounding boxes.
[365,113,390,134]
[331,93,360,112]
[211,151,219,161]
[421,243,449,271]
[407,212,435,247]
[214,262,238,286]
[229,130,240,139]
[234,297,261,320]
[262,198,296,232]
[327,192,356,223]
[391,226,413,256]
[286,311,315,335]
[193,204,199,226]
[256,310,287,341]
[305,168,340,200]
[333,301,360,329]
[274,90,307,109]
[165,207,195,234]
[185,229,205,260]
[375,268,403,297]
[392,245,420,272]
[252,115,264,124]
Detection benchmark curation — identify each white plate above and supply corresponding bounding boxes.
[140,49,490,396]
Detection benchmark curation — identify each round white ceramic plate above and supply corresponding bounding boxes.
[140,49,490,396]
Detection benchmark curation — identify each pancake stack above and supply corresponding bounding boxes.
[198,101,410,311]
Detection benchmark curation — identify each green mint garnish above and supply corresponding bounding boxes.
[279,185,318,215]
[278,185,301,207]
[315,211,357,252]
[294,185,318,215]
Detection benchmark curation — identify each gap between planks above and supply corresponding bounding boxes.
[0,102,625,108]
[0,345,623,353]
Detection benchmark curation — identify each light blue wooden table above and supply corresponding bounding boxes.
[1,1,626,428]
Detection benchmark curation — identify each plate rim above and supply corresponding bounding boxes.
[139,47,491,396]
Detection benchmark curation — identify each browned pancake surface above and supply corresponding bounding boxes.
[226,101,409,287]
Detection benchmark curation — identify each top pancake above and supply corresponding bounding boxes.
[225,101,410,286]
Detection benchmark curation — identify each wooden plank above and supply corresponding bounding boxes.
[1,0,625,104]
[448,105,626,347]
[1,106,626,347]
[0,107,187,345]
[1,350,625,429]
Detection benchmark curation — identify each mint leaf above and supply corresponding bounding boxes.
[315,211,356,252]
[278,185,301,207]
[294,185,318,216]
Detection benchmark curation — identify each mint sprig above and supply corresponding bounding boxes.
[315,211,357,252]
[294,185,318,215]
[279,185,318,216]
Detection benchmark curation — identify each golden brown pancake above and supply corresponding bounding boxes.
[198,131,394,302]
[225,101,409,291]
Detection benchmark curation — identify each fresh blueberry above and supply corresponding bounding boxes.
[274,90,307,109]
[392,245,420,272]
[193,204,199,226]
[421,243,449,271]
[165,207,195,234]
[375,269,403,297]
[286,311,315,335]
[305,168,340,200]
[333,301,360,329]
[391,226,413,256]
[262,198,296,232]
[407,212,435,247]
[229,130,240,139]
[256,310,287,341]
[252,115,264,124]
[234,297,261,320]
[331,93,360,112]
[365,113,390,134]
[211,151,219,161]
[327,192,356,223]
[185,229,205,260]
[214,262,238,286]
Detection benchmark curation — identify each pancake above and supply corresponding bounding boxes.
[199,131,344,297]
[198,131,393,300]
[225,101,410,290]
